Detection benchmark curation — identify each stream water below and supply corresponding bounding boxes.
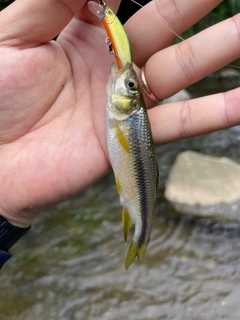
[1,72,240,319]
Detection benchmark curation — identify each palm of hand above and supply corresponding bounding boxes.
[0,19,111,222]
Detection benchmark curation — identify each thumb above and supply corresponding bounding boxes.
[0,0,86,47]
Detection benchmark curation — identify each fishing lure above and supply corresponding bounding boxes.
[88,0,159,269]
[88,0,132,69]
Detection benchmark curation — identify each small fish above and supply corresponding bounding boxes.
[107,62,159,269]
[88,1,159,269]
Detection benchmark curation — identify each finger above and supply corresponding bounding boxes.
[144,14,240,103]
[0,0,88,47]
[77,0,122,27]
[125,0,223,67]
[149,87,240,145]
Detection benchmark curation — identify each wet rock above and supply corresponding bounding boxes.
[206,68,240,80]
[219,68,240,79]
[165,151,240,220]
[162,89,191,104]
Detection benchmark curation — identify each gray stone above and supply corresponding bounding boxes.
[220,68,240,79]
[164,151,240,220]
[162,89,191,104]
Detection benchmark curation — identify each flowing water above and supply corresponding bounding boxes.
[1,72,240,320]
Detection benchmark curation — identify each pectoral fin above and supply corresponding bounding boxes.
[112,119,130,153]
[122,208,133,243]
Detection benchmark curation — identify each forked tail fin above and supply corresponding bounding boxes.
[125,241,148,270]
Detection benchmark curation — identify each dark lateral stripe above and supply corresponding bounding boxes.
[130,109,150,245]
[134,153,148,245]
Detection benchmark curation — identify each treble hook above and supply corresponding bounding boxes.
[105,38,121,64]
[99,0,106,7]
[105,37,114,54]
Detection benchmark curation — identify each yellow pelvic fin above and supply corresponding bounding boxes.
[114,174,121,194]
[114,122,130,153]
[122,208,133,243]
[124,241,148,270]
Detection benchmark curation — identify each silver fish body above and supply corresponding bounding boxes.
[106,63,159,269]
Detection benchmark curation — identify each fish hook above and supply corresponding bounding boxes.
[105,37,121,63]
[99,0,106,8]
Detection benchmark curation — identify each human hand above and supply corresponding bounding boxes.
[0,0,239,228]
[125,0,240,144]
[0,0,121,227]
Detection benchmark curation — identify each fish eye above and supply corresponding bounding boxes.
[125,77,138,91]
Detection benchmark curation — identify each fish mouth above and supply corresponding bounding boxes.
[110,62,119,77]
[107,63,119,93]
[110,62,133,76]
[109,62,134,88]
[107,62,136,100]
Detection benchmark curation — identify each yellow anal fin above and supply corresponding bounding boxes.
[122,208,133,243]
[114,121,130,153]
[124,242,148,270]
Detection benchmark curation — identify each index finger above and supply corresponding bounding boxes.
[125,0,223,67]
